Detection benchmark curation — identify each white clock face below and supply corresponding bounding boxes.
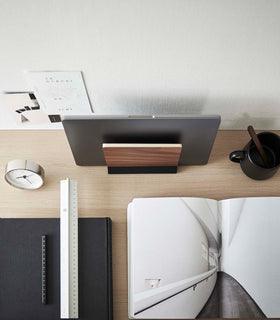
[5,169,43,190]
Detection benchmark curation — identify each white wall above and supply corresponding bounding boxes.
[1,0,280,129]
[135,273,216,319]
[181,198,219,249]
[129,197,217,318]
[221,197,280,317]
[130,198,209,293]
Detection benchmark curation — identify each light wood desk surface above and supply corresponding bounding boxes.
[0,130,279,320]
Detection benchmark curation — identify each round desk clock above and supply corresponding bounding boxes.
[5,159,44,190]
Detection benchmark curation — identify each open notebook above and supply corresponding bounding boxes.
[127,197,280,319]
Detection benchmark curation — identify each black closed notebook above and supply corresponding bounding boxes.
[0,218,113,320]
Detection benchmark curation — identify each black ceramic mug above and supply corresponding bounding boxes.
[229,132,280,180]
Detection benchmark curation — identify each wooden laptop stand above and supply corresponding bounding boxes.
[102,143,182,174]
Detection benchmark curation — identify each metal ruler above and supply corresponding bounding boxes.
[60,178,79,319]
[41,235,47,305]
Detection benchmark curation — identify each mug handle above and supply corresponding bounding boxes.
[229,150,246,163]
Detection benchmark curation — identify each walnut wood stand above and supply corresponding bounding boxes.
[102,143,182,174]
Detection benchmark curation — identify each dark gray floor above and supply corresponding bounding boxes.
[197,272,266,318]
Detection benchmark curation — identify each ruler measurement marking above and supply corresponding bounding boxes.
[42,235,47,305]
